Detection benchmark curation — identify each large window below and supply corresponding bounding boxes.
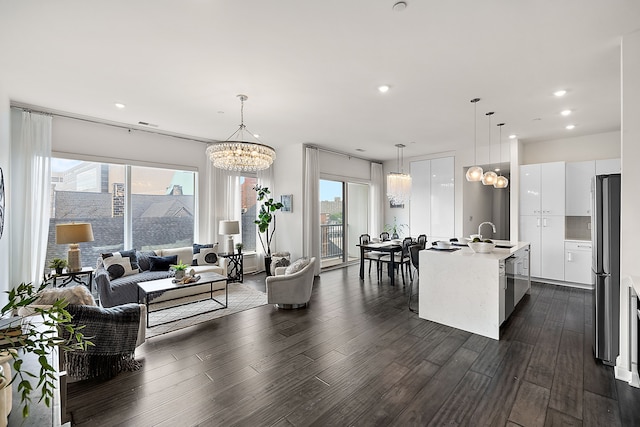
[45,158,195,269]
[240,176,258,252]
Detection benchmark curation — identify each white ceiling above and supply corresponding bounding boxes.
[1,1,639,162]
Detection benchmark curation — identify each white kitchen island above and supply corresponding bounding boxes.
[419,241,531,340]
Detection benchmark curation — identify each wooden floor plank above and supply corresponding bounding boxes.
[65,268,638,427]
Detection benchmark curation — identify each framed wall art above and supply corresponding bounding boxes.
[281,194,292,212]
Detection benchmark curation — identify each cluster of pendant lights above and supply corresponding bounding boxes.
[465,98,509,189]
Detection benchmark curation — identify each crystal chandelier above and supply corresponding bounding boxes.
[482,111,498,186]
[466,98,483,181]
[206,95,276,171]
[494,123,509,189]
[387,143,412,204]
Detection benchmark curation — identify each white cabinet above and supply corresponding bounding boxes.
[596,158,621,175]
[520,162,565,216]
[564,241,592,285]
[410,157,454,238]
[519,162,565,281]
[566,161,595,216]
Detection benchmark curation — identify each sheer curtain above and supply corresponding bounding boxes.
[9,109,52,286]
[303,147,320,275]
[203,159,240,247]
[370,162,384,238]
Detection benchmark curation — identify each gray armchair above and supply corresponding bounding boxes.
[265,257,316,309]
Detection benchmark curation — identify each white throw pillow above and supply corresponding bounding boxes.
[192,243,219,266]
[284,258,310,275]
[35,285,97,306]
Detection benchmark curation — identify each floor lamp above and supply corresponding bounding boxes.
[56,222,94,271]
[219,220,240,255]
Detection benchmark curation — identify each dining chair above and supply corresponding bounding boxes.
[359,234,383,277]
[379,232,390,241]
[379,237,413,285]
[417,234,427,246]
[408,242,423,313]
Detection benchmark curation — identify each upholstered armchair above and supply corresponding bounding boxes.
[265,257,316,309]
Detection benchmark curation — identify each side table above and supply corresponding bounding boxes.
[220,253,243,283]
[43,267,94,293]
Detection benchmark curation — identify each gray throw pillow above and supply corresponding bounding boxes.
[284,258,310,275]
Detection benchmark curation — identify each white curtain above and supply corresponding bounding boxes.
[203,158,240,247]
[370,162,384,237]
[303,147,320,275]
[9,110,52,287]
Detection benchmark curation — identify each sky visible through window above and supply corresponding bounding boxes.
[320,180,342,202]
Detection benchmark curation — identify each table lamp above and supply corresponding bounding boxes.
[219,220,240,255]
[55,222,94,272]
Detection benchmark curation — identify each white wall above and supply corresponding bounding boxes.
[51,116,213,242]
[0,83,9,304]
[521,131,621,165]
[272,142,304,260]
[616,30,640,386]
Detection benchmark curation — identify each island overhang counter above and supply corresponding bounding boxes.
[418,241,531,340]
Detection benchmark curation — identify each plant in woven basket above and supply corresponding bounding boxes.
[0,282,92,418]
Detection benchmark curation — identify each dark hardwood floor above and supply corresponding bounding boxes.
[67,266,640,426]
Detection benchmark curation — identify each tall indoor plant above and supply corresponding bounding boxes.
[253,185,283,275]
[1,282,91,419]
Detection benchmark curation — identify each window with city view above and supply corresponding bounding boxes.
[45,158,195,270]
[240,176,258,252]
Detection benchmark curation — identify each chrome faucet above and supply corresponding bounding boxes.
[478,222,497,239]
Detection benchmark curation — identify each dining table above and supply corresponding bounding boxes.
[357,241,404,286]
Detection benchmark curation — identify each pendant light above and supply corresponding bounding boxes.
[482,111,498,186]
[387,143,411,204]
[465,98,483,181]
[494,123,509,189]
[206,94,276,171]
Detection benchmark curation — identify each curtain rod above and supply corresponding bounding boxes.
[10,103,215,145]
[305,144,382,164]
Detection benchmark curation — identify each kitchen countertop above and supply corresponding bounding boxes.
[427,240,530,261]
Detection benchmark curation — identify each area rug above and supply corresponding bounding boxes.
[145,283,267,338]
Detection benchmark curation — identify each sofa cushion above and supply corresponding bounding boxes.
[192,243,219,266]
[136,250,157,272]
[101,250,139,280]
[157,247,193,266]
[149,255,177,272]
[285,258,310,275]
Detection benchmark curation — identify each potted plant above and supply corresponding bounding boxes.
[235,243,243,254]
[253,185,284,276]
[48,258,68,275]
[170,260,189,280]
[384,216,407,239]
[1,282,91,419]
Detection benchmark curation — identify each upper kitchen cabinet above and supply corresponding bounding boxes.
[520,162,565,216]
[566,161,595,216]
[595,158,621,175]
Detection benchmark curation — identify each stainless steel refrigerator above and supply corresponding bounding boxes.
[592,173,621,365]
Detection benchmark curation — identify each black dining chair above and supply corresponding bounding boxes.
[417,234,427,246]
[359,234,383,277]
[408,242,424,313]
[380,237,413,285]
[379,232,390,241]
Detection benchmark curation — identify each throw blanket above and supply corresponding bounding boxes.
[63,304,141,380]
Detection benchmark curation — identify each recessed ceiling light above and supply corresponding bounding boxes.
[566,124,576,130]
[508,134,517,139]
[554,90,567,97]
[115,103,126,109]
[378,85,390,93]
[494,168,501,172]
[561,109,572,116]
[253,134,260,138]
[355,148,366,152]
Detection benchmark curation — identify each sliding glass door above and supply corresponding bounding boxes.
[319,179,369,269]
